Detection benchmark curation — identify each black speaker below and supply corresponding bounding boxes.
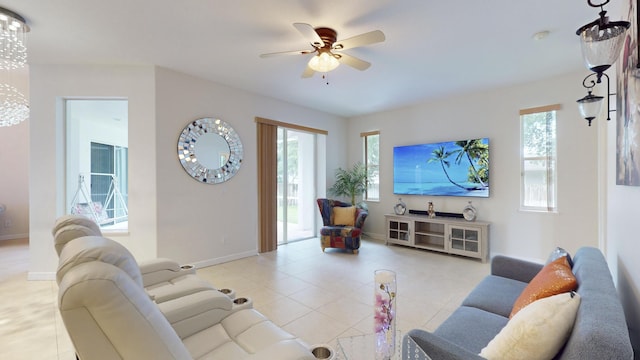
[408,209,463,218]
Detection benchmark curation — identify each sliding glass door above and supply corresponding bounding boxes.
[277,128,316,244]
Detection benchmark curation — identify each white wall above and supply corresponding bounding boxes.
[0,120,29,240]
[605,67,640,355]
[348,71,599,262]
[28,64,157,278]
[607,119,640,354]
[28,64,348,277]
[603,1,640,352]
[153,67,346,265]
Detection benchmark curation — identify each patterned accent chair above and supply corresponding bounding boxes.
[316,198,368,254]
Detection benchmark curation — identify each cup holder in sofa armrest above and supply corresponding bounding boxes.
[232,297,253,310]
[218,288,236,299]
[310,344,335,360]
[179,264,196,274]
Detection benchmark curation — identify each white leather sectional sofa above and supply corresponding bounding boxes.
[53,215,218,304]
[53,215,319,360]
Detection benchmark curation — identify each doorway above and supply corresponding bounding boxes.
[65,99,129,230]
[277,128,316,244]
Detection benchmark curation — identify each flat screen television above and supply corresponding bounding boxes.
[393,138,489,197]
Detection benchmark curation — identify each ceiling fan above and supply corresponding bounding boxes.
[260,23,385,78]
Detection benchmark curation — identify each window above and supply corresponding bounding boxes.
[362,131,380,201]
[520,105,560,212]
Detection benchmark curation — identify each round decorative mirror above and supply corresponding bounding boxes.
[177,117,243,184]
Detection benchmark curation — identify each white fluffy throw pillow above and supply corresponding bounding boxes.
[479,291,580,360]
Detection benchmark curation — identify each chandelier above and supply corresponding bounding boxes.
[0,7,29,127]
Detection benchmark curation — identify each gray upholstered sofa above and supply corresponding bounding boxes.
[403,247,634,359]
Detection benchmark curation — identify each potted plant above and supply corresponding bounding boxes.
[329,162,369,208]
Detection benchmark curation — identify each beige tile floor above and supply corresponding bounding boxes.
[0,237,490,359]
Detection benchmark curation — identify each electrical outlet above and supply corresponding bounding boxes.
[4,219,11,228]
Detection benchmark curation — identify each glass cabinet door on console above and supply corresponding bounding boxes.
[387,218,410,244]
[449,226,481,257]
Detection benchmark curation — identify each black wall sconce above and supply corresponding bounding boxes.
[575,0,630,126]
[577,72,608,126]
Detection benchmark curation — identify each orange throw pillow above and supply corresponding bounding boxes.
[509,256,577,318]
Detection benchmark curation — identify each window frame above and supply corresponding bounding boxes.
[519,104,560,213]
[361,130,380,201]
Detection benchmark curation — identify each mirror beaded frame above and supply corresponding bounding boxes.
[177,117,243,184]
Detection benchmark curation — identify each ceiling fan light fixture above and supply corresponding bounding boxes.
[308,51,339,73]
[260,23,385,77]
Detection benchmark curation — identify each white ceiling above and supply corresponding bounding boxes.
[3,0,602,117]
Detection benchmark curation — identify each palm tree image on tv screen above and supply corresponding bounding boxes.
[393,138,489,197]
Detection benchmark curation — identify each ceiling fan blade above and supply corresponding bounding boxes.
[293,23,324,48]
[301,66,315,78]
[333,30,385,50]
[260,49,315,58]
[337,53,371,71]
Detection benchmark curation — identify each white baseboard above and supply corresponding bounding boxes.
[0,233,28,241]
[362,232,385,241]
[191,249,258,269]
[27,272,56,281]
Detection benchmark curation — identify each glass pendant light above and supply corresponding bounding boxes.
[576,0,630,76]
[575,1,628,127]
[576,91,604,126]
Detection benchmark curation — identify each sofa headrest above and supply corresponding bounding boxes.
[57,236,142,287]
[58,261,191,360]
[52,214,102,236]
[54,224,103,256]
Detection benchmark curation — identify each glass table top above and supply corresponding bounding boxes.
[337,331,402,360]
[336,331,429,360]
